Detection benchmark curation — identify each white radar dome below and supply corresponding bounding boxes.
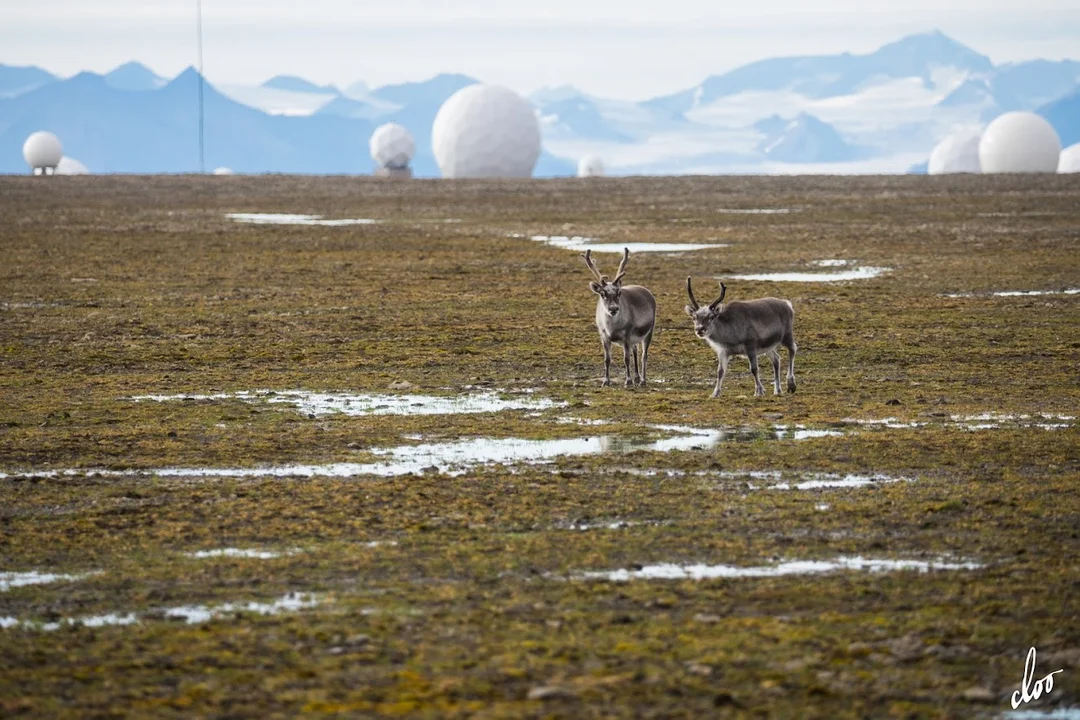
[370,123,416,169]
[1059,143,1080,173]
[432,84,541,178]
[23,131,63,171]
[928,129,981,174]
[978,112,1061,173]
[213,167,234,175]
[578,154,605,177]
[56,156,89,175]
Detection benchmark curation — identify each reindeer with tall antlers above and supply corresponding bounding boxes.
[685,277,797,397]
[581,248,657,387]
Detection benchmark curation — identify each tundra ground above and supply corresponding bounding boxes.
[0,174,1078,718]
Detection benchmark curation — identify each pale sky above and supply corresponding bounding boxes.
[1,0,1078,99]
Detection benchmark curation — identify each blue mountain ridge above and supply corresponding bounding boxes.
[262,75,340,95]
[0,64,58,97]
[1038,89,1080,147]
[0,69,377,173]
[1,30,1076,174]
[104,61,166,91]
[0,68,575,176]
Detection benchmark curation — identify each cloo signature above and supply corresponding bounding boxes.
[1011,647,1064,709]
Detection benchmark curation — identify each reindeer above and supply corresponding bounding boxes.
[581,248,657,387]
[685,277,797,397]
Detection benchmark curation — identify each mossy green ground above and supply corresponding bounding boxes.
[0,175,1077,718]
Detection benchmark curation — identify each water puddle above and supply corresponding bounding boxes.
[1,571,96,592]
[841,417,926,429]
[0,423,848,482]
[161,593,319,623]
[1,301,61,310]
[716,208,794,214]
[130,389,563,417]
[950,413,1074,431]
[185,548,296,560]
[943,289,1080,298]
[226,213,380,226]
[121,433,709,479]
[698,469,910,492]
[1004,710,1080,719]
[767,474,902,491]
[516,233,727,254]
[575,555,981,582]
[773,425,844,440]
[722,266,890,282]
[845,414,1074,431]
[0,613,138,631]
[560,519,664,531]
[0,593,319,632]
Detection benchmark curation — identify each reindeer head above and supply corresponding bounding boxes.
[582,248,630,317]
[685,276,727,337]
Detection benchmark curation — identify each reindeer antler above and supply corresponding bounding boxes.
[686,276,700,310]
[709,282,727,310]
[581,249,605,283]
[611,247,630,285]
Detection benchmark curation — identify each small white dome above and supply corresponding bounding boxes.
[432,84,541,179]
[1059,143,1080,173]
[978,112,1061,173]
[370,123,416,169]
[23,131,63,170]
[213,167,235,175]
[55,156,89,175]
[928,129,981,174]
[578,154,605,177]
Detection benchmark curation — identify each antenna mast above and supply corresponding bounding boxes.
[196,0,205,173]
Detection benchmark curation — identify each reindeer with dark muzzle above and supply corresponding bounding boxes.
[582,248,657,387]
[685,277,797,397]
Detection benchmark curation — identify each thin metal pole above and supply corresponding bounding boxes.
[196,0,205,173]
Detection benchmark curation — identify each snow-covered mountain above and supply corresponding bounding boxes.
[2,30,1077,175]
[757,114,861,163]
[261,75,339,95]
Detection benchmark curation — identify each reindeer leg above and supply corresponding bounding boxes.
[639,330,653,387]
[769,349,782,395]
[748,350,765,397]
[601,336,612,387]
[710,351,729,398]
[623,342,634,388]
[631,344,640,385]
[784,335,797,393]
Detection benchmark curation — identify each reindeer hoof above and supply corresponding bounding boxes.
[602,379,611,387]
[787,380,797,393]
[710,390,720,399]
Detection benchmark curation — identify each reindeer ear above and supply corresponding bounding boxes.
[685,305,696,317]
[589,281,603,295]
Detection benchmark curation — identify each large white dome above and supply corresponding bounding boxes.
[1059,143,1080,173]
[928,129,981,174]
[578,154,605,177]
[56,156,89,175]
[23,131,63,170]
[370,123,415,169]
[978,112,1061,173]
[432,84,541,179]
